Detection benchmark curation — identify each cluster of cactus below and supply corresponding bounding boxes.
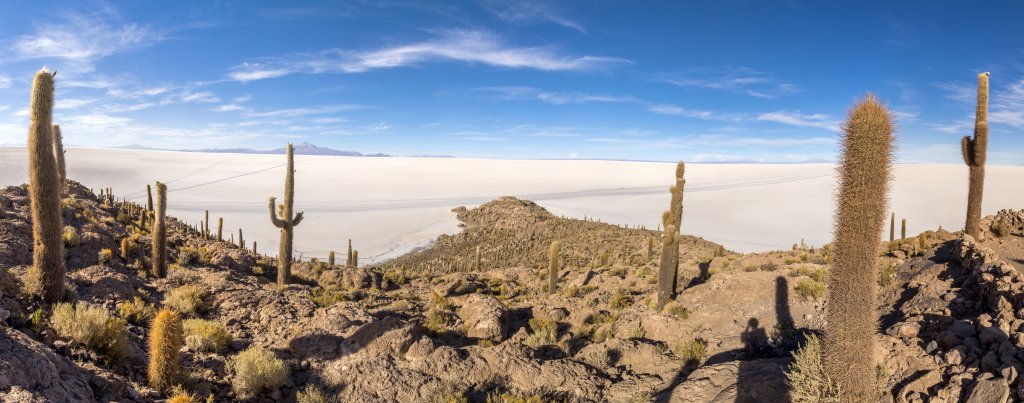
[962,73,989,238]
[24,69,66,303]
[269,144,303,285]
[823,94,895,401]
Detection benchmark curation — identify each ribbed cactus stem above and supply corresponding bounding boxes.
[656,221,678,311]
[148,308,183,391]
[823,94,895,400]
[204,210,209,239]
[962,72,989,238]
[328,251,335,267]
[352,250,358,268]
[238,228,244,249]
[548,241,559,294]
[347,239,353,267]
[152,182,167,278]
[269,144,303,286]
[217,217,223,241]
[52,124,65,189]
[25,69,65,303]
[901,218,907,241]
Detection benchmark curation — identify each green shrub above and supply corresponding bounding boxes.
[62,226,80,247]
[50,302,127,362]
[789,266,829,283]
[117,296,155,324]
[297,384,329,403]
[163,284,206,314]
[795,280,826,301]
[672,338,706,365]
[98,248,114,263]
[229,346,289,398]
[786,334,841,402]
[183,319,231,352]
[524,318,558,348]
[663,302,690,320]
[607,290,631,310]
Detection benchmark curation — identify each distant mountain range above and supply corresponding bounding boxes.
[114,142,454,158]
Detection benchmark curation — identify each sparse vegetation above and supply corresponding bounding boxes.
[297,384,330,403]
[229,346,289,399]
[524,318,558,348]
[118,296,155,324]
[50,302,127,363]
[62,226,79,247]
[98,248,114,263]
[163,284,206,314]
[672,338,707,365]
[786,334,841,403]
[183,318,231,352]
[795,280,826,301]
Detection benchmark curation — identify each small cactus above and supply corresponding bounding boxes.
[328,251,335,267]
[889,212,895,242]
[347,239,353,267]
[24,69,66,303]
[901,218,907,241]
[148,308,183,391]
[146,184,153,212]
[962,72,989,238]
[152,182,167,278]
[548,241,559,294]
[269,144,303,285]
[217,217,223,242]
[204,210,210,239]
[352,250,358,268]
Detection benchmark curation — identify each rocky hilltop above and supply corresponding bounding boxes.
[0,181,1023,402]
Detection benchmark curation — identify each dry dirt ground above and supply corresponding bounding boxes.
[0,181,1023,402]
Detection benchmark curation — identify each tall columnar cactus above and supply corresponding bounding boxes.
[24,69,66,303]
[253,241,257,255]
[146,184,153,212]
[152,182,168,278]
[238,228,244,249]
[901,218,907,241]
[204,210,210,239]
[669,162,686,293]
[269,144,303,285]
[328,251,335,267]
[352,250,358,268]
[823,94,895,401]
[656,220,680,311]
[962,72,989,238]
[217,217,223,241]
[51,124,66,189]
[347,239,353,267]
[548,241,559,294]
[647,236,654,261]
[474,246,482,271]
[148,308,183,391]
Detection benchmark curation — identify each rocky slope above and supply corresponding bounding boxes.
[0,181,1023,402]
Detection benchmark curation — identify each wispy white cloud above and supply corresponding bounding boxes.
[0,75,11,89]
[648,104,746,121]
[654,67,799,99]
[212,104,244,112]
[228,30,629,81]
[476,86,635,105]
[56,98,97,110]
[162,90,220,105]
[890,110,918,123]
[244,104,366,118]
[480,0,586,33]
[757,111,840,131]
[9,13,162,72]
[991,78,1024,127]
[931,81,975,103]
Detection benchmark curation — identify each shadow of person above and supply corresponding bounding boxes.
[774,276,796,350]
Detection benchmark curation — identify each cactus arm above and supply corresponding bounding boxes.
[961,136,974,166]
[268,197,285,228]
[292,211,304,226]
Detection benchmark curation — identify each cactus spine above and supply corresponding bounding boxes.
[548,241,559,294]
[962,72,989,238]
[148,308,183,391]
[52,124,65,189]
[217,217,223,241]
[152,182,167,278]
[269,144,303,285]
[823,94,895,401]
[25,69,65,303]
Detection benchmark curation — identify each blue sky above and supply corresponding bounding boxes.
[0,1,1021,162]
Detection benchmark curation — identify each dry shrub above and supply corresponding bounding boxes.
[50,302,127,362]
[183,318,231,352]
[163,284,206,314]
[229,346,289,398]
